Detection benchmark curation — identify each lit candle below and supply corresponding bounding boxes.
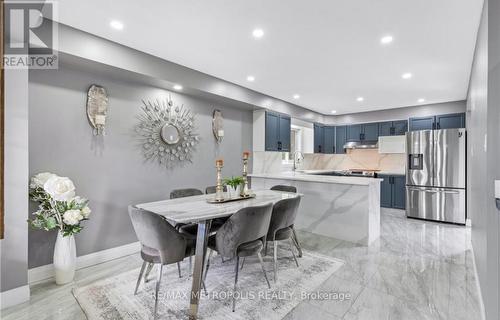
[243,151,250,159]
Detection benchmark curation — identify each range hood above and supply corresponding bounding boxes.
[343,141,378,149]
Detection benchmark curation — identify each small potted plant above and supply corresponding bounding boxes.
[223,176,244,198]
[28,172,91,285]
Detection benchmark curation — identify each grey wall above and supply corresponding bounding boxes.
[0,68,29,292]
[28,62,253,268]
[323,100,466,125]
[467,0,500,319]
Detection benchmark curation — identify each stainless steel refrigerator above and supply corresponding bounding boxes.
[406,128,466,224]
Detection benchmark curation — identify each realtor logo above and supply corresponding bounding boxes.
[3,1,58,69]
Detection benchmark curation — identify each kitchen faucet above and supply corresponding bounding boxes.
[293,151,304,171]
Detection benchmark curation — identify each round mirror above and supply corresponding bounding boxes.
[161,123,180,144]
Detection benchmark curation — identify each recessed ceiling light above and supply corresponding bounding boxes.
[173,84,183,90]
[418,98,426,103]
[246,75,255,82]
[356,97,364,102]
[252,28,264,38]
[110,20,124,30]
[380,35,393,44]
[402,73,413,79]
[293,94,300,99]
[331,110,337,114]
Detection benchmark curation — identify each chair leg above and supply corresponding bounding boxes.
[204,249,213,282]
[240,257,246,270]
[232,256,240,312]
[291,227,303,258]
[154,264,164,320]
[257,252,271,289]
[144,262,154,283]
[189,256,192,276]
[134,261,147,295]
[177,262,182,278]
[264,241,269,256]
[289,238,299,267]
[273,241,278,283]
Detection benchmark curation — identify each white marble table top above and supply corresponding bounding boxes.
[135,189,301,224]
[249,171,382,186]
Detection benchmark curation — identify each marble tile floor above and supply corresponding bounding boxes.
[1,209,482,320]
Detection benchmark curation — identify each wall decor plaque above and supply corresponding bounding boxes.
[86,85,109,135]
[135,98,199,168]
[212,109,224,143]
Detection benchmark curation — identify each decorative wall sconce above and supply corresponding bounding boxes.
[86,85,109,135]
[135,97,199,168]
[212,109,224,143]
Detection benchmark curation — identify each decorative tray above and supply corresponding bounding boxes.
[207,194,256,204]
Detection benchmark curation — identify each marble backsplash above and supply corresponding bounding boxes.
[253,150,406,174]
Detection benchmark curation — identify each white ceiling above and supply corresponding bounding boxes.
[55,0,483,115]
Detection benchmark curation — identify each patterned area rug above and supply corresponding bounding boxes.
[73,250,343,320]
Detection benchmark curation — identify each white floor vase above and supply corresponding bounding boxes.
[53,232,76,285]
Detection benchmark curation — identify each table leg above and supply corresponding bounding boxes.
[189,220,210,319]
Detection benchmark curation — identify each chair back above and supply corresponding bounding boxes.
[215,203,273,259]
[267,196,302,239]
[170,188,203,199]
[128,206,187,264]
[270,185,297,193]
[205,185,227,194]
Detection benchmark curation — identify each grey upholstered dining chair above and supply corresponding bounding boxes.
[269,185,303,257]
[170,188,203,199]
[205,185,227,194]
[128,206,197,320]
[265,196,302,282]
[204,203,274,312]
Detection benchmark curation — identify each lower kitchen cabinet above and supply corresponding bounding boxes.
[380,174,406,209]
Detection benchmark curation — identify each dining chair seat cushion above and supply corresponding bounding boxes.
[270,227,293,241]
[140,238,195,264]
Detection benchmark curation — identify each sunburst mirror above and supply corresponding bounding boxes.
[135,98,199,168]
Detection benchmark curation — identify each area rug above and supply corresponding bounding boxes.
[73,250,343,320]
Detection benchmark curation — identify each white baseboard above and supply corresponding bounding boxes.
[28,241,140,284]
[0,285,30,310]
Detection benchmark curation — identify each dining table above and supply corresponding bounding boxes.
[135,189,302,319]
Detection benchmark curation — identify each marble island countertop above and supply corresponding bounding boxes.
[249,171,382,186]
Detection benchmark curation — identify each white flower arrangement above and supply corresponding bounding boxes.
[28,172,91,237]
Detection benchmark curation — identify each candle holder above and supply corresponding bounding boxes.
[215,159,225,201]
[241,152,250,197]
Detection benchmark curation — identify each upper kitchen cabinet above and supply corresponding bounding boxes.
[255,110,291,152]
[323,126,336,154]
[314,123,325,153]
[435,113,465,129]
[335,126,347,154]
[346,123,379,141]
[409,113,465,131]
[346,124,362,142]
[379,120,408,136]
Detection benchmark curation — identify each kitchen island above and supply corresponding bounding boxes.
[249,171,382,245]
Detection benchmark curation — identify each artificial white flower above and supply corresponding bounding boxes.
[63,209,83,226]
[81,206,91,219]
[44,176,76,202]
[72,196,86,205]
[31,172,57,188]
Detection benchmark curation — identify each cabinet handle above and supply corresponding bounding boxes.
[318,145,322,153]
[277,141,282,150]
[333,146,336,153]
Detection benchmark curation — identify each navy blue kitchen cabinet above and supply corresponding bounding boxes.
[363,123,379,140]
[379,175,393,208]
[380,174,406,209]
[335,126,347,154]
[409,113,465,131]
[379,120,408,136]
[265,111,290,151]
[314,123,324,153]
[435,113,465,129]
[392,176,406,209]
[323,126,336,154]
[346,124,362,142]
[409,116,435,131]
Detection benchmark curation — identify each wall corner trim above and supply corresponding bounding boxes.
[28,241,141,284]
[0,285,30,310]
[470,242,487,320]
